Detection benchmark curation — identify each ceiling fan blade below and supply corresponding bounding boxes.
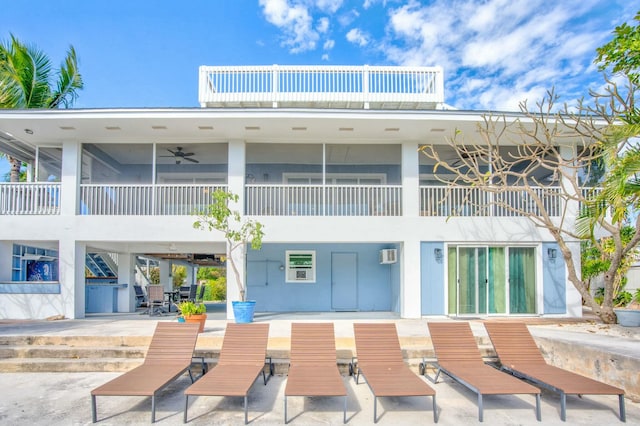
[183,157,199,163]
[166,148,176,155]
[182,152,195,156]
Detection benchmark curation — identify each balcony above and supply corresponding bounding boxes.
[79,184,226,215]
[420,186,563,217]
[245,184,403,216]
[1,183,569,217]
[199,65,444,110]
[0,183,60,215]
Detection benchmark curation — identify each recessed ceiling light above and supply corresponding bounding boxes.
[245,126,260,130]
[430,128,445,132]
[24,129,33,135]
[291,127,307,131]
[385,127,400,132]
[105,126,121,131]
[198,126,214,130]
[59,126,75,130]
[339,127,353,131]
[151,125,167,130]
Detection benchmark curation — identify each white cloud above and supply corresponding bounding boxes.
[259,0,318,53]
[346,28,369,46]
[323,39,335,50]
[317,17,330,33]
[322,53,330,61]
[314,0,344,14]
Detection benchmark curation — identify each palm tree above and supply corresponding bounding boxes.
[0,34,83,182]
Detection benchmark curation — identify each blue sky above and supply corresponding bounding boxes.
[0,0,636,175]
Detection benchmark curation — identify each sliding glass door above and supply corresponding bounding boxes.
[448,245,535,315]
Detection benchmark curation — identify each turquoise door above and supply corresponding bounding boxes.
[331,252,358,311]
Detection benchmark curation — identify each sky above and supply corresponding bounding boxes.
[0,0,636,175]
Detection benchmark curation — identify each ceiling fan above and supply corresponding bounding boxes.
[160,146,199,164]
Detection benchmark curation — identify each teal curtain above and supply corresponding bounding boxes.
[457,248,476,314]
[488,247,506,313]
[509,247,536,313]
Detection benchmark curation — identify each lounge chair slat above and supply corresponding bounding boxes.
[184,323,270,424]
[428,322,540,422]
[484,322,625,421]
[91,322,200,423]
[284,323,347,423]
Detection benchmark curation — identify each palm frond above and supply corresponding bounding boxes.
[50,45,83,108]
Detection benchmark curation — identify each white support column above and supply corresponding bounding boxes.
[117,254,136,312]
[559,145,582,317]
[401,240,422,318]
[159,261,172,291]
[402,141,420,217]
[0,242,12,281]
[60,140,81,216]
[59,239,86,319]
[226,139,247,319]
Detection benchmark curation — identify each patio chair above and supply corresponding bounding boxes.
[284,323,348,424]
[183,323,273,424]
[179,285,198,302]
[91,322,200,423]
[351,323,437,423]
[484,322,626,422]
[133,284,147,308]
[426,322,541,422]
[196,284,205,302]
[147,285,167,316]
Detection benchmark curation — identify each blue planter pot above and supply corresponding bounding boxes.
[614,309,640,327]
[232,300,256,323]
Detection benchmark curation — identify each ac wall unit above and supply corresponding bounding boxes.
[379,249,397,264]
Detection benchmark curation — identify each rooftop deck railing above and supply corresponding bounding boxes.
[0,183,60,215]
[199,65,444,109]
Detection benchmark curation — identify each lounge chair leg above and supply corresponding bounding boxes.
[535,394,541,421]
[184,395,189,423]
[91,395,97,423]
[478,394,483,422]
[284,396,288,424]
[151,395,156,423]
[244,395,248,425]
[343,395,347,424]
[560,393,566,421]
[373,396,377,423]
[619,394,626,422]
[433,395,438,423]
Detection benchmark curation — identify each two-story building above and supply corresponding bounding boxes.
[0,65,577,320]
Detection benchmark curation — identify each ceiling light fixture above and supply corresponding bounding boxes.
[24,129,33,135]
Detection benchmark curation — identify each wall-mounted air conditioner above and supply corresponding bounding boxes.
[379,249,397,264]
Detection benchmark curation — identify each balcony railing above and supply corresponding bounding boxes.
[199,65,444,110]
[80,184,226,215]
[0,183,60,215]
[245,184,403,216]
[420,186,563,217]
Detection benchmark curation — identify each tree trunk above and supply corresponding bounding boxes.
[9,156,21,182]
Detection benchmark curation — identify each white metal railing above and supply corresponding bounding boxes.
[199,65,444,109]
[80,184,226,215]
[0,183,61,215]
[420,186,563,217]
[245,184,402,216]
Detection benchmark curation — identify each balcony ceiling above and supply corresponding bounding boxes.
[0,108,541,160]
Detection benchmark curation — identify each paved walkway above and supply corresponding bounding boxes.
[0,309,638,425]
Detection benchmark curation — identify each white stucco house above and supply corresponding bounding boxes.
[0,65,580,320]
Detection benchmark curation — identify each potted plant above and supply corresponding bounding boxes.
[613,289,640,327]
[193,189,264,323]
[177,300,207,332]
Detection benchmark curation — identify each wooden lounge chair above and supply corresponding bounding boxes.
[91,322,200,423]
[284,323,348,424]
[351,323,437,423]
[426,322,541,422]
[183,323,273,424]
[484,322,626,422]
